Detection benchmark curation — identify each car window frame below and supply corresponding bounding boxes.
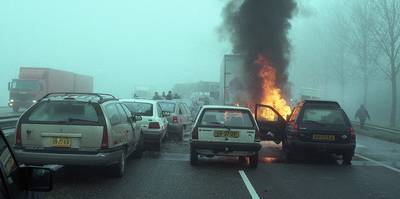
[105,103,123,126]
[196,108,256,129]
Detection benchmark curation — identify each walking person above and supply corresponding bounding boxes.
[355,104,370,129]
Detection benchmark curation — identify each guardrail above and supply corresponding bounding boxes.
[351,121,400,134]
[0,116,19,130]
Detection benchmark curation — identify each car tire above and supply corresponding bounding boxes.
[249,153,258,168]
[190,146,198,166]
[132,133,144,159]
[342,150,353,165]
[111,150,126,177]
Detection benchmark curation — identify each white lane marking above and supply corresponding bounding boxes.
[238,170,260,199]
[356,154,400,173]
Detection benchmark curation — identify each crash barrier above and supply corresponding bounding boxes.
[0,116,19,130]
[351,121,400,134]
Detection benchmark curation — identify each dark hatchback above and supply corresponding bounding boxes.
[255,100,356,164]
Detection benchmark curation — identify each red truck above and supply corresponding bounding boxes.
[8,67,93,112]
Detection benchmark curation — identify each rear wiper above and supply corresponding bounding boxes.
[207,122,231,131]
[68,118,97,123]
[302,120,326,126]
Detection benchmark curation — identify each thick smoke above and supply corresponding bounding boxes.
[221,0,296,102]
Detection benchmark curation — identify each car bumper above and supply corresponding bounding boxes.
[14,148,122,166]
[142,130,163,143]
[191,140,261,156]
[288,140,356,151]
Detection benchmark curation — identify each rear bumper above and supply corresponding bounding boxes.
[288,140,356,151]
[191,140,261,156]
[167,124,182,133]
[14,148,122,166]
[142,130,163,143]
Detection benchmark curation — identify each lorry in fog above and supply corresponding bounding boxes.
[219,54,246,105]
[8,67,93,112]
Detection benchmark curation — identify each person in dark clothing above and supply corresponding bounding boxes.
[166,91,173,100]
[152,92,162,100]
[355,105,370,129]
[162,92,166,99]
[173,93,180,99]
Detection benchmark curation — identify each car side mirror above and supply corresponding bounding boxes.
[162,111,170,117]
[19,166,53,192]
[133,114,142,122]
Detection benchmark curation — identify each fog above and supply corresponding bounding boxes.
[1,0,399,126]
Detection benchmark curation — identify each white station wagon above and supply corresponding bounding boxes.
[190,105,261,168]
[14,93,144,177]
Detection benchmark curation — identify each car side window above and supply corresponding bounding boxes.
[106,104,122,125]
[178,105,183,115]
[157,104,163,118]
[116,104,129,124]
[289,106,300,122]
[0,134,18,197]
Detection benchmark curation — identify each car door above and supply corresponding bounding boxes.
[116,104,135,149]
[120,104,140,142]
[105,103,127,148]
[255,104,286,144]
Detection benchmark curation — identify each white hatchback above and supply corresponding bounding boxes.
[190,105,261,167]
[121,99,169,151]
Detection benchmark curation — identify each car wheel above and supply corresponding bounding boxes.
[111,150,126,177]
[132,134,144,159]
[342,150,353,165]
[249,153,258,168]
[190,146,198,166]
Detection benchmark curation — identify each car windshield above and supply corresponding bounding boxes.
[124,102,153,116]
[27,101,100,124]
[159,102,176,113]
[300,107,347,126]
[199,109,254,128]
[11,80,41,91]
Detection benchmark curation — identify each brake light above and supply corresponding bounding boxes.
[16,123,22,146]
[172,116,178,123]
[101,126,109,149]
[149,122,161,129]
[349,127,356,139]
[192,127,198,139]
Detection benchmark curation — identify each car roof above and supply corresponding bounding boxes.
[301,100,341,107]
[201,105,251,111]
[120,98,158,105]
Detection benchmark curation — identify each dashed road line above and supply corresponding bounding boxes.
[356,154,400,173]
[238,170,260,199]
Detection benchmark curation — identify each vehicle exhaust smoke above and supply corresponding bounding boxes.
[220,0,296,104]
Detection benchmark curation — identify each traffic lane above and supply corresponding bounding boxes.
[248,141,400,199]
[45,150,250,199]
[246,162,400,199]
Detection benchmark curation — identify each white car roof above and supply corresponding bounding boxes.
[119,98,158,105]
[201,105,251,111]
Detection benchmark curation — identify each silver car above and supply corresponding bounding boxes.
[14,93,144,177]
[121,99,169,151]
[159,100,193,140]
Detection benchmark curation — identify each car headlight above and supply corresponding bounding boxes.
[32,100,37,103]
[9,99,14,102]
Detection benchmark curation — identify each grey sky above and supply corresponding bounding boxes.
[0,0,230,102]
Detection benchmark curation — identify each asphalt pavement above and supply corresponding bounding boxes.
[41,131,400,199]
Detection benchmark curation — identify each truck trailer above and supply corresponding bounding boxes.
[8,67,93,112]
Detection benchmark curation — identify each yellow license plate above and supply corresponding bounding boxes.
[51,137,71,147]
[312,134,335,141]
[214,131,240,138]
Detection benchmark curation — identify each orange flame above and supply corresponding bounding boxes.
[256,55,291,120]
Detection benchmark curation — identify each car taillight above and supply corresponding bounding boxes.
[192,127,198,139]
[289,123,299,135]
[101,126,109,149]
[349,127,356,139]
[16,123,22,146]
[172,116,178,123]
[149,122,161,129]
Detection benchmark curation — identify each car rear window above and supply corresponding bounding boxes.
[27,101,100,124]
[124,102,153,116]
[199,109,254,128]
[159,102,176,113]
[300,107,348,126]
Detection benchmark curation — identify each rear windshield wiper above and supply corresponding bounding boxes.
[206,122,231,131]
[302,120,326,126]
[67,118,98,124]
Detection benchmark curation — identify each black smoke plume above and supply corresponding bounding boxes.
[221,0,296,102]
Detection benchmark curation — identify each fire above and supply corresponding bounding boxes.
[255,55,291,120]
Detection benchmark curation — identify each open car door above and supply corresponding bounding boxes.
[255,104,286,144]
